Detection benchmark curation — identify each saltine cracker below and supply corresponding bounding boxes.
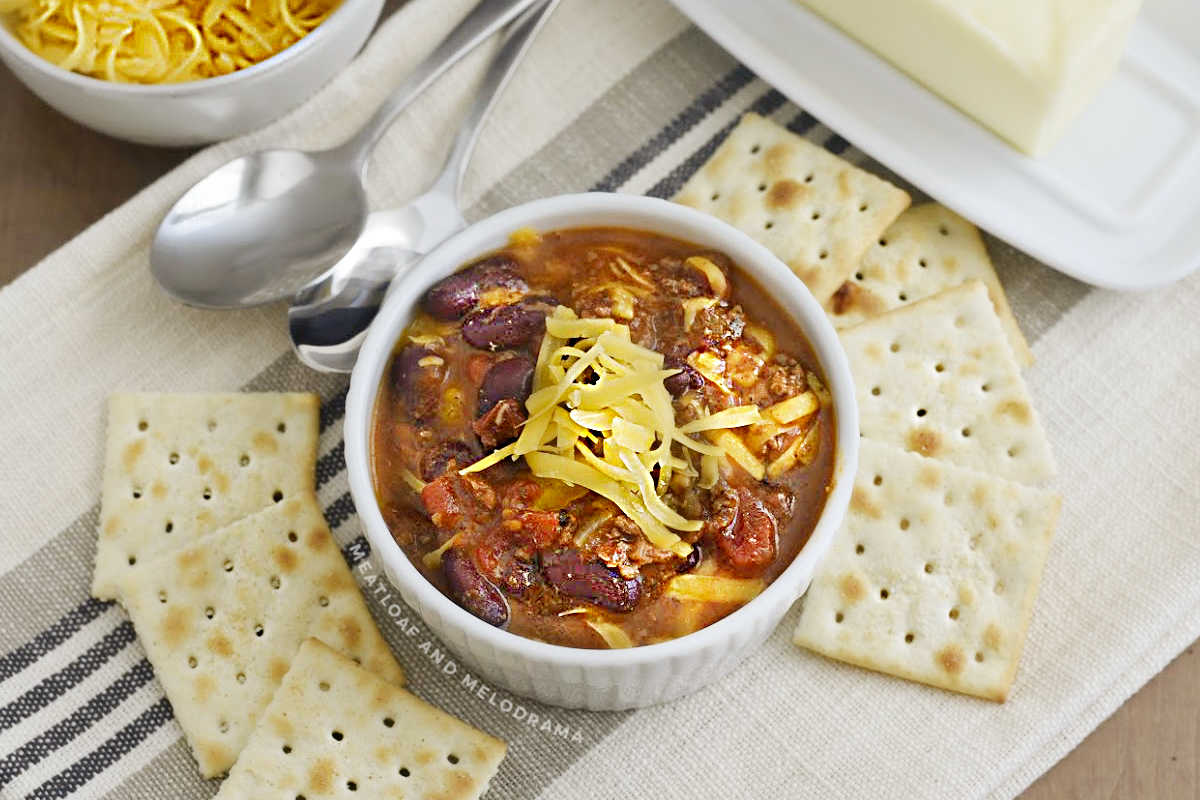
[794,439,1060,701]
[94,392,319,600]
[215,639,505,800]
[675,113,910,304]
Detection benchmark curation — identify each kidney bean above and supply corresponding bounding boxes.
[443,548,509,628]
[714,489,777,574]
[422,256,526,321]
[478,355,534,415]
[541,550,641,612]
[462,303,547,351]
[391,344,442,420]
[419,440,480,482]
[663,358,704,397]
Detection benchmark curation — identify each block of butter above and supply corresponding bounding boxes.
[798,0,1143,156]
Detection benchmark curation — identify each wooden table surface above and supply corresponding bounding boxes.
[2,55,1197,800]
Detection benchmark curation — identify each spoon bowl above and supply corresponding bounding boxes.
[151,148,367,308]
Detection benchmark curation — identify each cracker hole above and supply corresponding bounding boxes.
[855,544,864,555]
[750,144,760,154]
[974,651,984,663]
[834,611,844,623]
[137,420,148,431]
[981,382,991,393]
[236,672,246,684]
[158,590,167,603]
[879,589,889,600]
[383,717,395,728]
[164,521,173,533]
[915,408,927,418]
[764,221,774,230]
[272,490,284,503]
[168,452,179,465]
[347,781,357,792]
[904,633,914,644]
[223,559,234,572]
[207,419,217,432]
[872,475,883,486]
[319,596,330,607]
[132,488,142,500]
[949,607,960,620]
[319,681,330,692]
[288,531,298,542]
[924,562,934,574]
[282,744,292,754]
[277,422,287,433]
[205,606,215,619]
[961,428,971,438]
[447,754,459,765]
[331,730,343,741]
[810,211,821,221]
[854,272,864,281]
[878,238,888,247]
[710,192,720,202]
[918,258,928,268]
[218,720,228,733]
[898,292,907,302]
[889,342,900,353]
[1007,446,1019,458]
[935,362,945,373]
[127,556,137,566]
[803,173,813,183]
[859,203,868,212]
[296,796,305,800]
[254,624,264,638]
[899,518,909,531]
[757,183,766,192]
[870,386,881,396]
[270,575,281,590]
[202,487,212,501]
[239,454,250,467]
[819,250,828,260]
[939,224,950,236]
[187,656,197,669]
[399,768,411,778]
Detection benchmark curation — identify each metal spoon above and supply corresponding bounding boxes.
[150,0,540,309]
[287,0,557,373]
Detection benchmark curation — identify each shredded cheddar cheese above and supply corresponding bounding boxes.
[462,306,766,558]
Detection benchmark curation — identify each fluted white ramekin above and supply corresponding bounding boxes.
[345,193,858,710]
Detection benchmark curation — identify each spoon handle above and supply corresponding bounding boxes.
[428,0,561,204]
[332,0,541,169]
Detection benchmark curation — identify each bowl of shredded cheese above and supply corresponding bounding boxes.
[0,0,380,144]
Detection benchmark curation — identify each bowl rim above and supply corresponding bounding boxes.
[345,192,859,669]
[0,0,374,95]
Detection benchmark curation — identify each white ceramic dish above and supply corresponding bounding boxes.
[0,0,381,146]
[668,0,1200,291]
[345,193,859,710]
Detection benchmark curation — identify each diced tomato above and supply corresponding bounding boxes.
[515,510,561,549]
[420,476,463,529]
[503,479,543,509]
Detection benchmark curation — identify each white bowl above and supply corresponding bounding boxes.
[346,193,859,710]
[0,0,382,146]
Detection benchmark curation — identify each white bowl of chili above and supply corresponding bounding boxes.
[0,0,381,145]
[346,192,859,710]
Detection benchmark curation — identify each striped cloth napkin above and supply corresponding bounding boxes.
[1,0,1198,797]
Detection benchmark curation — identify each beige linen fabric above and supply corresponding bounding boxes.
[0,1,1197,798]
